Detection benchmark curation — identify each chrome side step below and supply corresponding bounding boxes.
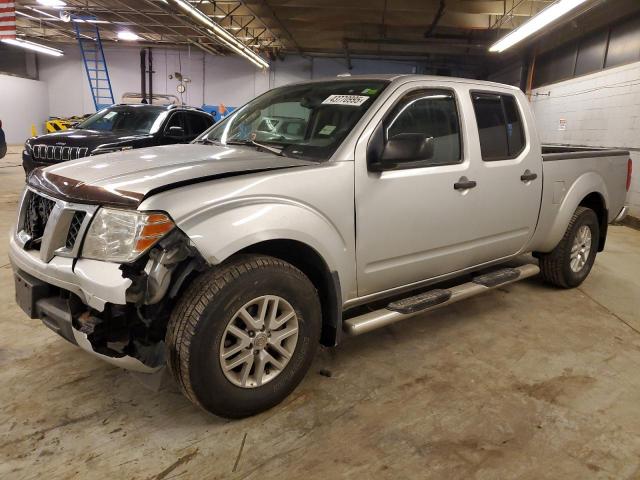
[343,264,540,336]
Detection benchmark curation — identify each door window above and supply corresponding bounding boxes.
[383,89,462,167]
[187,113,213,136]
[471,92,525,161]
[165,112,184,129]
[164,112,187,140]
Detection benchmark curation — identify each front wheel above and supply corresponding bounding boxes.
[538,206,600,288]
[166,254,321,418]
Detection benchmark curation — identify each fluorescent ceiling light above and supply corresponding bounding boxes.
[1,38,64,56]
[73,18,110,24]
[489,0,589,53]
[36,0,66,7]
[117,31,141,41]
[171,0,268,69]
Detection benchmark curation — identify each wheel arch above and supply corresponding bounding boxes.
[578,191,608,252]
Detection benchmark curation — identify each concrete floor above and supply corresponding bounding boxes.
[1,149,640,480]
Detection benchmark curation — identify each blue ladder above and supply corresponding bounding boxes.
[73,18,115,111]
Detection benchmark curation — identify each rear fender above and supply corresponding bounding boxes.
[536,172,609,252]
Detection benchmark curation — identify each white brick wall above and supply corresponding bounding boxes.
[531,61,640,218]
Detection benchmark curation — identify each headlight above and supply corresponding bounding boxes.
[82,208,175,263]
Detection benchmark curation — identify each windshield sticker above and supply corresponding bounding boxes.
[319,125,336,135]
[322,95,369,106]
[361,88,378,95]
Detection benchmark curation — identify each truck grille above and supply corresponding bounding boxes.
[66,211,87,249]
[17,190,97,262]
[23,193,56,249]
[31,144,90,162]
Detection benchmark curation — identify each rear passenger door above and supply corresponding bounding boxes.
[468,91,542,261]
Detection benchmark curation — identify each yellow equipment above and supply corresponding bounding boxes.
[45,118,74,133]
[44,114,91,133]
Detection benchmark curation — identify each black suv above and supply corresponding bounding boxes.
[23,104,214,175]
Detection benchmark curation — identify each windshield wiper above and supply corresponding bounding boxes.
[225,139,287,157]
[194,138,219,145]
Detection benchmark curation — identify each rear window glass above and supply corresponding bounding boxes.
[471,92,525,161]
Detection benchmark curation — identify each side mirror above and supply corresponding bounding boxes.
[166,125,185,138]
[382,133,434,163]
[368,124,434,172]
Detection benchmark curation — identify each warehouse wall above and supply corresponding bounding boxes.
[531,61,640,217]
[0,74,49,144]
[37,44,424,119]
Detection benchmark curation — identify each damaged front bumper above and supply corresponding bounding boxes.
[9,234,131,311]
[13,266,163,374]
[9,233,189,374]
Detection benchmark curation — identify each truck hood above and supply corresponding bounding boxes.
[28,143,316,208]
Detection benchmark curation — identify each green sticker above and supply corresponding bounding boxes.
[319,125,336,135]
[362,88,378,95]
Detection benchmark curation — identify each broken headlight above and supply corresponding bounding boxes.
[82,208,175,263]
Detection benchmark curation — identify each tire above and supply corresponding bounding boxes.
[166,254,321,418]
[538,206,600,288]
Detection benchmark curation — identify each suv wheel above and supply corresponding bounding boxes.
[166,254,321,418]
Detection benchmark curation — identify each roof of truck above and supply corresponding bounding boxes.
[287,74,521,91]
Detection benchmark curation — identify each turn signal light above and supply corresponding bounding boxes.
[135,213,174,252]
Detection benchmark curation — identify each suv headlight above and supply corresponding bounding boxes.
[82,208,175,263]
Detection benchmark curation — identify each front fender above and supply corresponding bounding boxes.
[535,171,608,252]
[174,196,355,299]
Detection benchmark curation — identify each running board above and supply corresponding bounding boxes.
[343,264,540,336]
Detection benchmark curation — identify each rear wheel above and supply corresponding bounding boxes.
[538,206,599,288]
[166,254,321,418]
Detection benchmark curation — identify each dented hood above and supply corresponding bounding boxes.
[28,143,315,208]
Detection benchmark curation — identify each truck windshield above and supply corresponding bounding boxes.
[76,106,168,134]
[198,80,389,160]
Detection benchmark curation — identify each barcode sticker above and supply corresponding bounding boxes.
[322,95,370,106]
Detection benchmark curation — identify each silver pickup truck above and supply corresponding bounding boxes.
[10,75,632,418]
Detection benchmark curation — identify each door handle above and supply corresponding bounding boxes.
[520,170,538,182]
[454,177,477,190]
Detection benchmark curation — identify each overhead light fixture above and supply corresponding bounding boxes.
[226,26,241,31]
[1,38,64,56]
[36,0,66,7]
[73,18,110,24]
[170,0,269,69]
[489,0,589,52]
[117,31,141,41]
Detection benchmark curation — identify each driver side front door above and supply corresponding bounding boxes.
[354,86,480,297]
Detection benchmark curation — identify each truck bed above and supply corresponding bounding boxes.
[527,145,629,253]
